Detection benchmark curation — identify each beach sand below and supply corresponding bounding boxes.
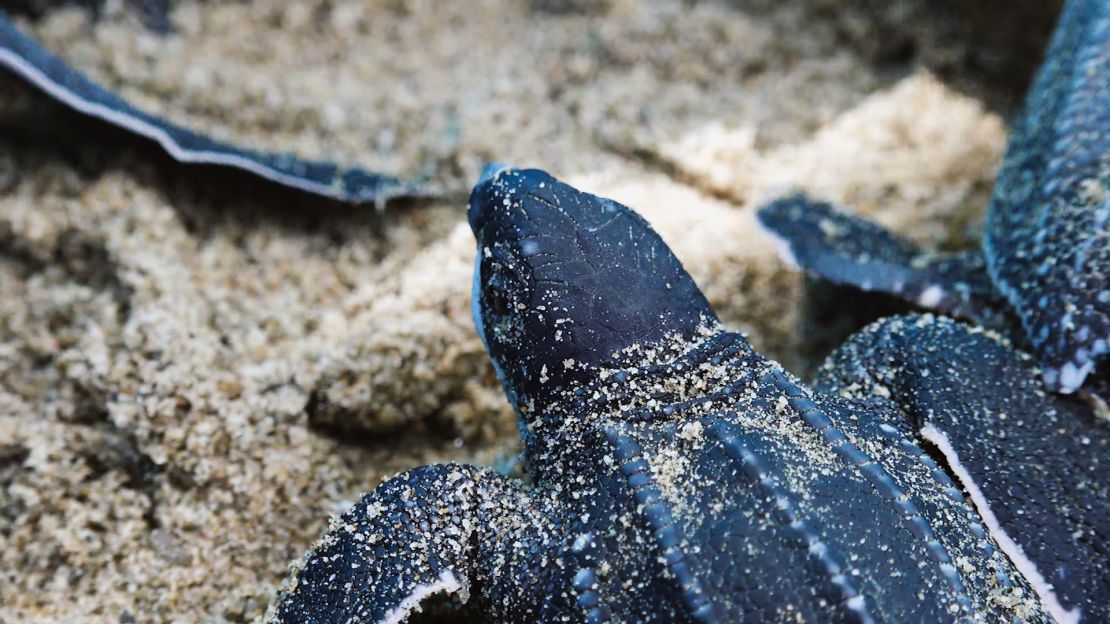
[0,1,1057,621]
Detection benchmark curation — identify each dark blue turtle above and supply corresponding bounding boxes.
[758,0,1108,394]
[268,165,1109,623]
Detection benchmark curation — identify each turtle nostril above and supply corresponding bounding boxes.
[469,162,512,236]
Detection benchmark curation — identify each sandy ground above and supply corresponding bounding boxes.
[0,1,1057,621]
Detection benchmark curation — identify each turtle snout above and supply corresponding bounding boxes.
[478,162,509,186]
[468,162,511,236]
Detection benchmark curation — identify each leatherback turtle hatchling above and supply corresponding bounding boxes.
[269,165,1109,623]
[758,0,1108,395]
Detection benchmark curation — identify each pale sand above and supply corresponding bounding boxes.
[0,1,1044,621]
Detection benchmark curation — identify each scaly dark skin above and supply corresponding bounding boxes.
[758,0,1109,394]
[268,167,1109,623]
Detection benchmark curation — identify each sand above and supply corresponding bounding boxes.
[0,1,1054,621]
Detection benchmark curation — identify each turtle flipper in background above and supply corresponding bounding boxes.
[814,314,1110,623]
[982,0,1109,393]
[0,9,429,206]
[757,195,1009,330]
[759,0,1109,393]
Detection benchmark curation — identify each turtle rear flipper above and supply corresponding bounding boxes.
[757,195,1008,329]
[815,314,1110,623]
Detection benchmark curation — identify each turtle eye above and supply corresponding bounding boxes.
[486,269,518,316]
[490,289,511,315]
[481,249,526,319]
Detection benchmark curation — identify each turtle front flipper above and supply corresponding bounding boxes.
[814,314,1110,623]
[269,464,566,623]
[757,195,1008,330]
[982,0,1109,393]
[0,10,425,205]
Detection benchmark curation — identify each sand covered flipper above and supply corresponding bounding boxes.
[816,315,1110,622]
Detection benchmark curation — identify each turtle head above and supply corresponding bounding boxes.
[468,165,717,412]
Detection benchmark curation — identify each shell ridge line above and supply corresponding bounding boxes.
[706,420,875,624]
[603,425,721,624]
[570,531,611,624]
[765,371,974,611]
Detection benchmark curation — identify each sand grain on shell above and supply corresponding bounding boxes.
[0,0,1014,621]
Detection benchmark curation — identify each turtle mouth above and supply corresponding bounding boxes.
[467,162,511,236]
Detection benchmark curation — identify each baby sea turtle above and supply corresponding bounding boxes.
[757,0,1108,395]
[268,166,1109,623]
